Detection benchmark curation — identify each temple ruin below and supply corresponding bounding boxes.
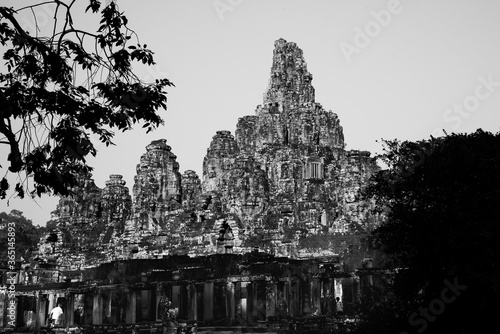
[0,39,382,332]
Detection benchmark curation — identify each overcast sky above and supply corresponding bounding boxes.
[1,0,500,226]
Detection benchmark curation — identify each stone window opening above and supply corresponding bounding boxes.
[303,161,324,179]
[281,163,290,179]
[283,126,289,146]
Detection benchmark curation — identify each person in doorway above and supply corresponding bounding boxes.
[158,295,176,334]
[49,303,64,327]
[74,305,84,325]
[335,297,343,316]
[276,291,288,319]
[311,306,320,316]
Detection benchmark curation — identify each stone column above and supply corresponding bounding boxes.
[188,283,197,322]
[334,277,343,314]
[289,280,294,317]
[320,279,331,318]
[312,278,321,314]
[234,282,242,323]
[353,276,361,313]
[290,279,299,317]
[251,282,258,320]
[240,282,248,320]
[103,291,112,323]
[203,282,213,325]
[225,282,235,325]
[265,281,276,318]
[156,283,163,321]
[109,291,118,324]
[172,285,180,313]
[125,290,136,324]
[84,293,93,325]
[283,281,290,318]
[92,293,102,325]
[147,289,156,321]
[35,292,46,331]
[195,284,204,323]
[303,279,311,315]
[48,292,55,315]
[66,293,75,326]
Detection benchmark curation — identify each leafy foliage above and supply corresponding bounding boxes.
[0,1,173,199]
[357,129,500,333]
[0,209,46,262]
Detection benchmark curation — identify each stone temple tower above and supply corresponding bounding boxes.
[236,38,345,151]
[263,38,315,111]
[131,139,182,230]
[201,38,379,253]
[40,39,381,264]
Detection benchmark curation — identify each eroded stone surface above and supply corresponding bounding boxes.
[38,39,380,268]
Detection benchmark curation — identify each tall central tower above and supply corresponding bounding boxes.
[264,39,315,111]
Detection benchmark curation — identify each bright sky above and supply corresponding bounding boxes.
[1,0,500,226]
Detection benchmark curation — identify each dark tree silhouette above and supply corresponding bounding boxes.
[0,0,173,199]
[357,129,500,334]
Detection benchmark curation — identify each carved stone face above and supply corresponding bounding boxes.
[345,187,359,203]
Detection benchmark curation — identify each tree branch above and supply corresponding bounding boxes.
[0,119,23,173]
[16,1,58,13]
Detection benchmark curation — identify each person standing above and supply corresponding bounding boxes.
[335,297,343,316]
[158,295,175,334]
[276,292,288,319]
[48,303,64,327]
[74,305,84,325]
